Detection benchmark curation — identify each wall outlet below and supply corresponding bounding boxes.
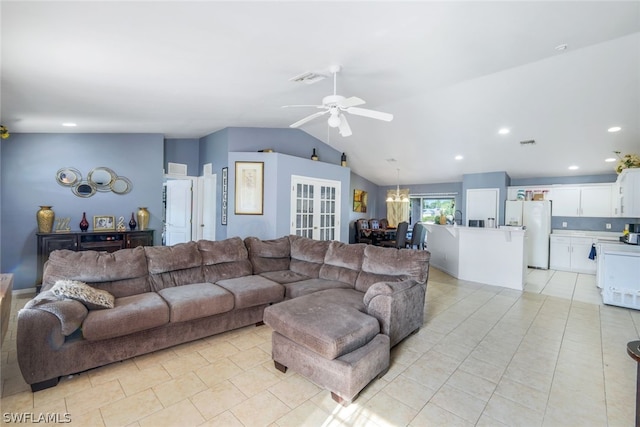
[562,222,568,228]
[606,223,611,229]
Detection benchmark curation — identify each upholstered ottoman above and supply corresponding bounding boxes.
[263,288,390,404]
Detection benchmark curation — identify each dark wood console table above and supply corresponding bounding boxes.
[36,230,154,289]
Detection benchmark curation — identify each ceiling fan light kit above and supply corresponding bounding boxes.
[285,65,393,137]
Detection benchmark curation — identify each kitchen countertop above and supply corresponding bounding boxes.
[551,229,623,242]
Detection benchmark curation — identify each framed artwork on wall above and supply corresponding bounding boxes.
[235,161,264,215]
[353,189,368,213]
[221,167,228,225]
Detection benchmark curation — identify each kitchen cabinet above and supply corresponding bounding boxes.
[550,184,612,217]
[615,168,640,218]
[550,235,597,274]
[36,230,154,289]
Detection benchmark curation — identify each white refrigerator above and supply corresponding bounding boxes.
[505,200,552,269]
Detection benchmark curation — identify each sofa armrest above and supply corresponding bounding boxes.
[363,279,426,347]
[23,291,88,336]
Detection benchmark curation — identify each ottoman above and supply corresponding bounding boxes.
[263,289,390,404]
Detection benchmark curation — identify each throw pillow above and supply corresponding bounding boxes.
[50,280,115,310]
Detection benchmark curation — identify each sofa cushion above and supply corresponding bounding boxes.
[216,275,284,309]
[259,270,310,284]
[244,236,291,274]
[157,282,234,322]
[284,278,353,299]
[288,235,330,278]
[145,242,204,291]
[264,289,379,360]
[82,293,170,340]
[355,246,431,293]
[42,246,150,297]
[319,241,365,287]
[50,280,115,310]
[198,238,253,282]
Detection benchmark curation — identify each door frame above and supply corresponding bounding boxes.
[290,175,341,241]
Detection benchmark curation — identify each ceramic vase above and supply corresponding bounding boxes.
[137,207,149,231]
[79,212,89,232]
[129,212,137,231]
[36,206,55,233]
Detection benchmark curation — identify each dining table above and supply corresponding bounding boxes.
[361,227,397,245]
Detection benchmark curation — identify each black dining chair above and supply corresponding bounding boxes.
[355,219,373,245]
[406,223,426,250]
[381,221,408,249]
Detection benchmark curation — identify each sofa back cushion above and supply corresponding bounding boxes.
[288,235,330,278]
[145,242,204,291]
[319,241,365,286]
[244,236,290,274]
[355,246,431,293]
[42,246,150,298]
[198,237,252,282]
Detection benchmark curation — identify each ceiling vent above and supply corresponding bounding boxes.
[520,139,536,145]
[289,71,327,85]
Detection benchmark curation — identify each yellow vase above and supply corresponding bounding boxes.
[36,206,55,233]
[137,207,150,231]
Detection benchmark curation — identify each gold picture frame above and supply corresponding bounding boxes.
[93,215,115,231]
[353,189,368,213]
[235,161,264,215]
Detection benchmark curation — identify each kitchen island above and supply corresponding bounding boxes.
[424,224,527,290]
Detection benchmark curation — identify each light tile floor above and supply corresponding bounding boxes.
[2,268,639,426]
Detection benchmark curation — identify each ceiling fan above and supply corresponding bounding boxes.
[283,65,393,137]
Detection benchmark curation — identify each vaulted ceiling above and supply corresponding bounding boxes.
[2,1,639,185]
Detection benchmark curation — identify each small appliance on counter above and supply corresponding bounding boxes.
[622,223,640,245]
[623,233,639,245]
[468,219,485,227]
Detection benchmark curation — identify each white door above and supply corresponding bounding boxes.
[290,176,341,241]
[197,175,216,241]
[466,188,499,225]
[165,179,192,245]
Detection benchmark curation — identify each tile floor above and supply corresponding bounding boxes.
[2,268,639,426]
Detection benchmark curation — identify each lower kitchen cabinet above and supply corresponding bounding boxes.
[550,235,597,274]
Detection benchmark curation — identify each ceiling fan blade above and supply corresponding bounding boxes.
[338,114,352,137]
[346,107,394,122]
[289,110,328,128]
[338,96,365,108]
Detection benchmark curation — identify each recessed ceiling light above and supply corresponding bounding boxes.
[608,126,621,133]
[555,44,568,51]
[568,165,579,170]
[605,158,617,163]
[62,123,77,127]
[498,128,510,135]
[455,155,463,160]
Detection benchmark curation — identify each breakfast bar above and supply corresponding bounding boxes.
[424,224,527,290]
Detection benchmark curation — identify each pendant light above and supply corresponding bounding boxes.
[386,169,409,203]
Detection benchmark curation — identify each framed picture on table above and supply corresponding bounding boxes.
[93,215,115,231]
[234,161,264,215]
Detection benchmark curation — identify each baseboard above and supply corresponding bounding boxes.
[13,287,36,295]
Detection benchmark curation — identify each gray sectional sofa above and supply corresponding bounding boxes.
[17,234,430,403]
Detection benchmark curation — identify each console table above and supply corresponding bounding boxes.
[36,230,154,289]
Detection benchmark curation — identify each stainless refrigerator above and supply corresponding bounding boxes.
[505,200,552,269]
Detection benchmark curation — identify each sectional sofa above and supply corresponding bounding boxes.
[17,234,430,403]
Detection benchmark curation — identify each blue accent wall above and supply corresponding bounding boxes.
[199,129,230,241]
[349,173,379,243]
[1,133,164,290]
[164,138,199,176]
[462,171,509,225]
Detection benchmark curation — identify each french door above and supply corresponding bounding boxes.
[290,176,341,241]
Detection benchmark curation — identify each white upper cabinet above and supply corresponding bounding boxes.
[617,169,640,218]
[550,187,581,216]
[549,184,613,217]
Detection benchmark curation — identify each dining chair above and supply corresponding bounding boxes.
[406,223,426,250]
[381,221,408,249]
[355,218,373,244]
[369,219,380,230]
[379,218,389,229]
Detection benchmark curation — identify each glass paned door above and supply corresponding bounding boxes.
[291,176,340,241]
